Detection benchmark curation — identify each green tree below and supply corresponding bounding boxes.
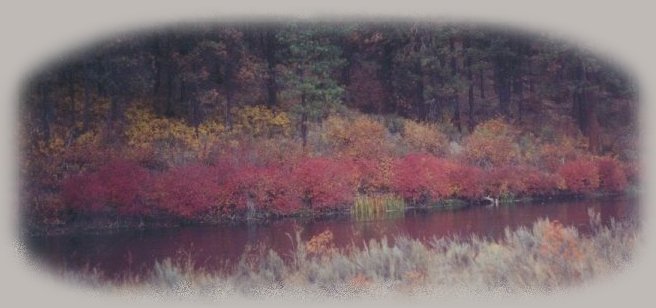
[277,24,346,146]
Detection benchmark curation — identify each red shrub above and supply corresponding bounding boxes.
[151,164,220,219]
[352,157,394,194]
[391,154,452,204]
[291,157,357,210]
[234,164,302,215]
[445,164,485,199]
[62,160,151,216]
[558,159,600,194]
[62,173,106,213]
[595,156,628,192]
[482,166,527,198]
[519,167,562,197]
[210,160,242,211]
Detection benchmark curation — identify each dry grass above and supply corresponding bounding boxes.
[58,210,637,300]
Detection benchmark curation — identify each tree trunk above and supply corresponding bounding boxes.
[154,34,174,116]
[414,59,425,120]
[82,62,92,133]
[381,43,396,114]
[514,75,524,121]
[107,94,123,143]
[95,56,105,97]
[450,37,461,133]
[164,68,174,117]
[39,80,53,142]
[225,88,234,131]
[340,38,354,90]
[224,62,235,131]
[573,58,601,154]
[465,46,475,131]
[479,68,485,99]
[584,90,601,153]
[495,62,512,117]
[264,30,278,107]
[301,92,308,148]
[67,69,77,134]
[468,80,475,131]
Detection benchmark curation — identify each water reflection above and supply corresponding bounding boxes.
[26,196,638,278]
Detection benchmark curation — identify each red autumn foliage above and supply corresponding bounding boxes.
[351,156,394,194]
[57,141,634,222]
[558,159,600,194]
[445,164,485,199]
[520,168,562,197]
[391,154,452,204]
[62,160,151,215]
[151,164,221,219]
[595,156,628,192]
[234,164,302,215]
[482,166,528,197]
[291,157,357,210]
[210,160,244,211]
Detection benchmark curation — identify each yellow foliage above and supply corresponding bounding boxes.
[253,136,304,164]
[306,230,335,257]
[73,130,102,147]
[402,119,448,155]
[464,118,521,168]
[323,114,390,159]
[232,106,291,138]
[124,105,225,160]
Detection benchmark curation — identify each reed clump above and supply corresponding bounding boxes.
[352,194,406,220]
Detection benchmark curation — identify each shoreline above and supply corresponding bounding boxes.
[23,191,637,238]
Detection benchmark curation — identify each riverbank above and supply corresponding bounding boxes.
[46,211,637,298]
[22,108,638,236]
[23,191,636,237]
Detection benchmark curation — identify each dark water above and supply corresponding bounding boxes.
[26,197,638,278]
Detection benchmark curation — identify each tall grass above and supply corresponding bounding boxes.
[352,194,406,221]
[55,210,637,299]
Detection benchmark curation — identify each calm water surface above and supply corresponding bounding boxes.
[26,197,638,278]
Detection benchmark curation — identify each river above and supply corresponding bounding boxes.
[25,196,638,279]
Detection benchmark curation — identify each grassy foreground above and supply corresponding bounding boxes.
[57,210,637,299]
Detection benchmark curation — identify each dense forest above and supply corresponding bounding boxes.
[20,22,638,232]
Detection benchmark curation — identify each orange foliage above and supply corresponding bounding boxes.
[305,230,336,256]
[352,156,394,194]
[538,220,583,262]
[403,270,427,286]
[401,119,449,156]
[482,167,527,198]
[323,114,391,159]
[349,273,371,288]
[536,136,588,172]
[463,118,521,168]
[482,166,563,198]
[558,159,600,194]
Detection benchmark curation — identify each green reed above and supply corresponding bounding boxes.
[352,194,406,221]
